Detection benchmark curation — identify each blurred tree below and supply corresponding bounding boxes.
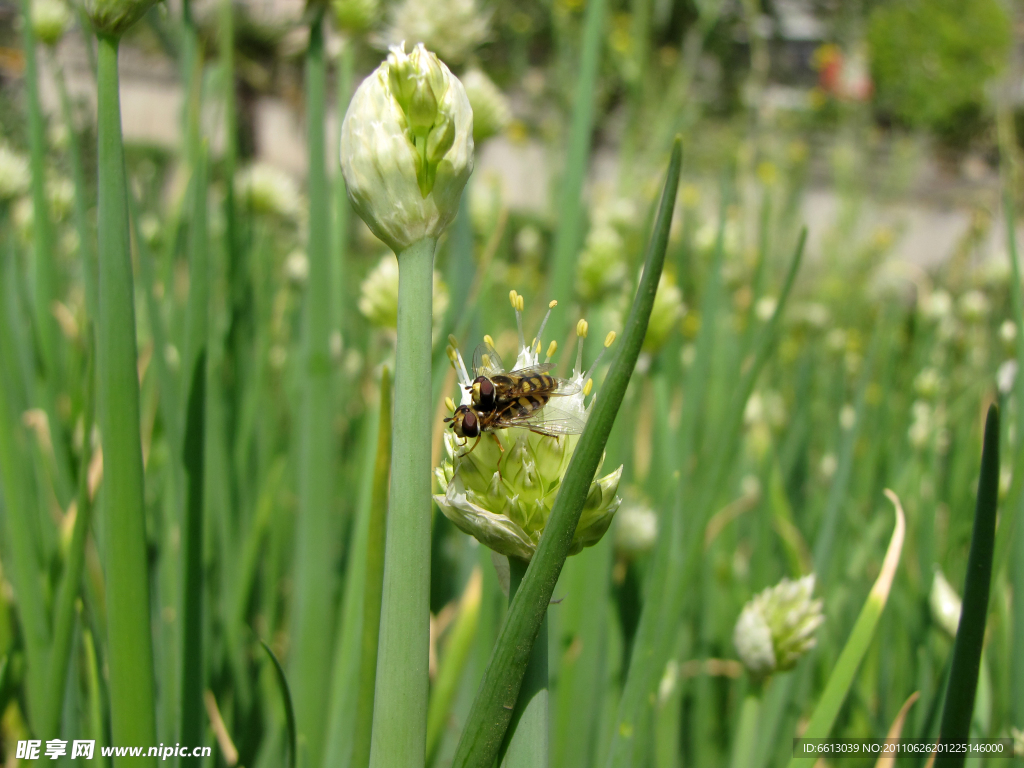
[867,0,1010,146]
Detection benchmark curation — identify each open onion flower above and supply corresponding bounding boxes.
[434,292,622,561]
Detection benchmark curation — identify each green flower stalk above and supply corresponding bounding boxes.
[340,43,472,768]
[358,252,450,342]
[87,5,160,762]
[734,574,824,680]
[435,295,623,560]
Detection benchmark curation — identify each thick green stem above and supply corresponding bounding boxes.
[729,688,762,768]
[290,13,335,768]
[95,33,158,766]
[499,558,549,768]
[369,235,437,768]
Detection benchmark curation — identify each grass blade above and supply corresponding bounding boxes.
[179,142,209,752]
[42,335,96,736]
[352,367,393,768]
[427,568,483,763]
[261,639,298,768]
[450,136,682,768]
[786,489,907,767]
[546,0,609,338]
[938,404,1000,765]
[289,14,337,767]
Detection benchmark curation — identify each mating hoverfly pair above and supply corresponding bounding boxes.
[444,340,585,456]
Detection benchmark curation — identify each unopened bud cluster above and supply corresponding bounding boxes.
[734,574,824,679]
[340,43,473,253]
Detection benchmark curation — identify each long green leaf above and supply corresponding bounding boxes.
[786,489,907,767]
[546,0,609,339]
[179,142,209,753]
[938,404,1000,766]
[289,13,337,768]
[450,136,682,768]
[352,366,393,768]
[261,639,298,768]
[42,334,96,736]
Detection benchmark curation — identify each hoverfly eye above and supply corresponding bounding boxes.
[464,410,479,437]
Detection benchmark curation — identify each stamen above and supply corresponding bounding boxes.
[575,319,588,377]
[583,379,593,396]
[444,396,456,412]
[483,334,495,348]
[545,340,558,362]
[582,330,616,390]
[511,289,526,350]
[534,299,558,348]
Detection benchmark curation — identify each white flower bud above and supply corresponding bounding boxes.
[0,144,30,202]
[379,0,489,64]
[929,568,961,638]
[333,0,378,32]
[734,575,824,679]
[340,43,473,254]
[614,499,658,558]
[460,67,511,142]
[236,163,302,221]
[32,0,72,46]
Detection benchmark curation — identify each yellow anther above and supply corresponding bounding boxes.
[444,396,456,413]
[583,379,594,396]
[483,334,495,347]
[546,340,558,358]
[535,339,542,354]
[577,319,589,338]
[482,353,491,368]
[446,346,457,362]
[509,289,519,308]
[516,294,524,312]
[604,331,617,348]
[549,300,558,308]
[448,333,459,348]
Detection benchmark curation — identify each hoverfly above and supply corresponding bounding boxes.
[467,340,580,416]
[444,340,584,458]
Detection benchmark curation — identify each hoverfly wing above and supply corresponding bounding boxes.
[494,405,586,437]
[472,341,505,378]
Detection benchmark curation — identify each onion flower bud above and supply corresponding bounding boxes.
[340,42,473,254]
[460,67,511,142]
[32,0,73,46]
[435,294,621,561]
[83,0,159,36]
[734,574,824,679]
[0,144,30,203]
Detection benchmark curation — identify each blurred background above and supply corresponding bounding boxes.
[1,0,1023,765]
